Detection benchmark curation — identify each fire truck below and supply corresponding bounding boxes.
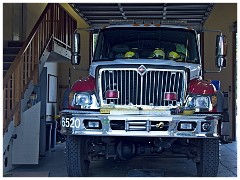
[60,20,229,177]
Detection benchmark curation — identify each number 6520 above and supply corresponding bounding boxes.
[61,117,81,128]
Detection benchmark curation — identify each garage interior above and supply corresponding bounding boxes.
[2,3,237,177]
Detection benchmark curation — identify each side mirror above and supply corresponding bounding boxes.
[71,33,81,65]
[215,35,227,68]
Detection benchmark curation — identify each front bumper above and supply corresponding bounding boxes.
[60,110,221,138]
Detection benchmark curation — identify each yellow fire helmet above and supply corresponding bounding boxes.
[153,49,165,59]
[168,51,180,60]
[124,51,135,59]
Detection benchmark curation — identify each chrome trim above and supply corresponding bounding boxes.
[60,112,220,138]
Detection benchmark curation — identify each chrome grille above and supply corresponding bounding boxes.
[98,66,187,107]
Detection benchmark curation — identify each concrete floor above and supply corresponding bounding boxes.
[6,141,237,177]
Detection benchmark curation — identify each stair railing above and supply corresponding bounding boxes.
[3,3,77,134]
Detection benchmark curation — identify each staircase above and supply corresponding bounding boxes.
[3,3,77,172]
[3,3,77,134]
[3,41,24,76]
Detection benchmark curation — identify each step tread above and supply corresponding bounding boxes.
[3,62,13,64]
[3,54,18,56]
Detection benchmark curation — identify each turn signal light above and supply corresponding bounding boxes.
[133,23,140,26]
[177,122,196,131]
[84,120,102,129]
[180,123,193,130]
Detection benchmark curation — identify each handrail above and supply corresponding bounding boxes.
[3,3,77,133]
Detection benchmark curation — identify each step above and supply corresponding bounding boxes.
[3,47,21,55]
[8,41,25,48]
[3,55,16,63]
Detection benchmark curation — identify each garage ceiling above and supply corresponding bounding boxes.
[70,3,214,30]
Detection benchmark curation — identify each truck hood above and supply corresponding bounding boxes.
[89,59,201,80]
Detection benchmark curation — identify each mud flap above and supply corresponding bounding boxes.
[220,114,230,143]
[221,121,230,136]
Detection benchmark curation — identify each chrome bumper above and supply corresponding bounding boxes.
[60,110,220,138]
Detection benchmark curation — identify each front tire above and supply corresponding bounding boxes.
[66,135,90,177]
[196,138,219,177]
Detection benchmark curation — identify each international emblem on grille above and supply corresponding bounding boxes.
[137,65,147,76]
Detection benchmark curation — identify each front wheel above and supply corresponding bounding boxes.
[66,135,90,177]
[196,138,219,177]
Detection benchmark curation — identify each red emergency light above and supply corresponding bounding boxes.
[164,92,177,101]
[106,90,119,99]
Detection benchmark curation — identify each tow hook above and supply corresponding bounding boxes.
[156,122,165,129]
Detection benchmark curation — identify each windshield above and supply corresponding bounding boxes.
[93,27,200,64]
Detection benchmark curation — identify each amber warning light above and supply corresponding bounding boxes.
[106,90,119,99]
[164,92,177,101]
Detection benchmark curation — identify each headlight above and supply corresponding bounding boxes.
[75,93,91,105]
[185,95,212,112]
[70,92,99,109]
